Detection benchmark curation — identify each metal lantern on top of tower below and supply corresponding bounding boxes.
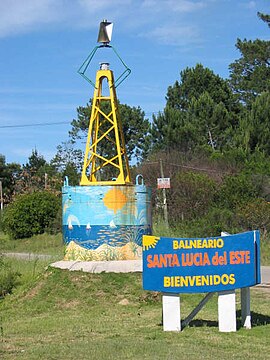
[62,21,152,261]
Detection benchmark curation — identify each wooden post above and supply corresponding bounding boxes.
[159,159,169,228]
[0,180,3,212]
[162,293,181,331]
[45,173,48,189]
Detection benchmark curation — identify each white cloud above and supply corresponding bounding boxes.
[246,1,256,9]
[167,0,206,12]
[0,0,133,37]
[0,0,210,37]
[0,0,206,47]
[134,0,206,46]
[142,0,206,13]
[142,25,200,46]
[78,0,131,12]
[0,0,63,37]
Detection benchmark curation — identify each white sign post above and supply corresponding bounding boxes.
[217,232,237,332]
[162,293,181,331]
[218,290,237,332]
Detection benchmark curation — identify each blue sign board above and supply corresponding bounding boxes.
[143,231,260,293]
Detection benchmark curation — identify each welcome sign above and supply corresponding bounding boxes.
[143,231,260,293]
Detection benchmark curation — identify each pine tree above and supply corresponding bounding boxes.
[229,13,270,105]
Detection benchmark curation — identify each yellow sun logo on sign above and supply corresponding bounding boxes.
[143,236,160,251]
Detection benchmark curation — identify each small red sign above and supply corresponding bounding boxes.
[157,178,170,189]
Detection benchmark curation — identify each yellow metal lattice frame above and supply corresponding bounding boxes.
[80,69,131,186]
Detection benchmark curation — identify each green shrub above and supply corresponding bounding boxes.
[2,191,61,239]
[46,206,62,235]
[168,171,217,222]
[217,173,260,209]
[237,198,270,234]
[210,148,247,170]
[245,150,270,175]
[0,255,21,298]
[194,207,241,237]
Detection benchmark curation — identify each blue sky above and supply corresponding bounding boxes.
[0,0,269,165]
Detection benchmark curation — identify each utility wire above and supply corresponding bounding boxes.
[142,161,219,173]
[0,111,161,129]
[0,121,70,129]
[167,162,219,173]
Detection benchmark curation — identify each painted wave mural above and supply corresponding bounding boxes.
[62,183,152,261]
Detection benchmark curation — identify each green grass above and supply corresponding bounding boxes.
[0,265,270,360]
[0,223,269,358]
[261,239,270,266]
[1,256,54,292]
[0,232,64,258]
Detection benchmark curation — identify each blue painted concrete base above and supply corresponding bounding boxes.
[62,182,152,261]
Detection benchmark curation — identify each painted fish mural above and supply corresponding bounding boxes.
[62,181,152,261]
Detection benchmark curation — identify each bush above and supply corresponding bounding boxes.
[217,173,260,209]
[168,171,217,222]
[194,207,241,237]
[0,255,21,298]
[237,198,270,235]
[46,206,62,235]
[2,191,61,239]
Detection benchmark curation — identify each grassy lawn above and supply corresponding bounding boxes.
[0,232,64,259]
[0,262,270,360]
[0,227,269,359]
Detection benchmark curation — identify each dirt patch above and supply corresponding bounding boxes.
[118,298,130,305]
[255,285,270,294]
[57,299,81,309]
[24,280,44,299]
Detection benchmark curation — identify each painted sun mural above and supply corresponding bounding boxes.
[103,187,128,214]
[62,184,152,261]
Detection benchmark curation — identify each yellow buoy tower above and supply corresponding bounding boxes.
[80,62,131,186]
[62,21,152,261]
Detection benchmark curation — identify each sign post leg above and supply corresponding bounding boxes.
[162,293,181,331]
[182,292,214,329]
[218,290,236,332]
[241,287,251,329]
